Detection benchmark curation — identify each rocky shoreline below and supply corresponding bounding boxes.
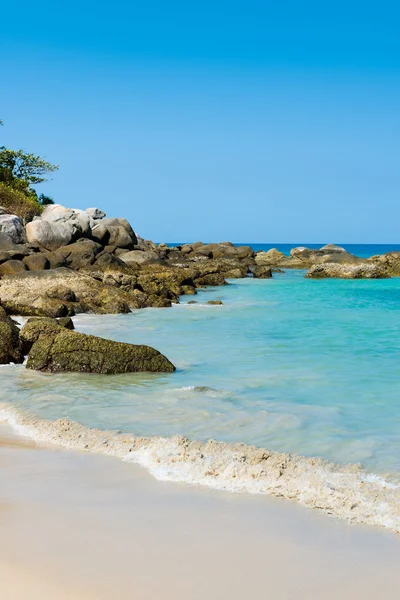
[0,202,398,370]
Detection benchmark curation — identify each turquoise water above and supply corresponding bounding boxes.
[3,269,400,475]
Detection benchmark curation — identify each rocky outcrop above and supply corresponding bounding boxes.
[25,205,137,252]
[305,263,389,279]
[368,252,400,277]
[20,320,175,374]
[0,306,24,364]
[0,268,136,317]
[255,245,364,269]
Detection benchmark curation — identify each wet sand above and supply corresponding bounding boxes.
[1,424,400,600]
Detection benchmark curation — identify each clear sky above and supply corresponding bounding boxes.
[1,1,400,242]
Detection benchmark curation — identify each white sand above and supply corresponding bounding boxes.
[1,423,400,600]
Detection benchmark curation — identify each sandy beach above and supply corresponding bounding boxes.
[1,423,399,600]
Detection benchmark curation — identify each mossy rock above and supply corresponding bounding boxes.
[0,306,24,364]
[20,320,175,374]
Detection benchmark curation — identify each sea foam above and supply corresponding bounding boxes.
[1,401,399,534]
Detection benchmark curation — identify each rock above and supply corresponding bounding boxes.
[319,244,347,253]
[0,259,28,275]
[41,204,75,222]
[187,300,197,304]
[194,272,227,287]
[236,245,254,259]
[26,316,75,330]
[92,218,137,249]
[207,300,223,305]
[251,266,272,278]
[0,306,24,364]
[191,242,205,251]
[255,248,286,266]
[42,250,68,269]
[23,254,50,271]
[305,263,389,279]
[58,316,75,329]
[181,285,197,295]
[368,252,400,276]
[46,285,77,303]
[85,207,106,219]
[0,268,135,316]
[27,204,100,250]
[26,219,73,251]
[20,320,175,374]
[120,250,160,265]
[0,214,25,244]
[56,240,103,269]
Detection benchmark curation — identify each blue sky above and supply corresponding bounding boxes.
[1,1,400,242]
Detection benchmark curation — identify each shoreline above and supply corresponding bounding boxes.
[1,422,400,599]
[1,400,399,534]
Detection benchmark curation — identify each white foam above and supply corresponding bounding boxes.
[0,401,399,534]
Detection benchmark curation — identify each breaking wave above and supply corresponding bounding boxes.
[0,401,399,534]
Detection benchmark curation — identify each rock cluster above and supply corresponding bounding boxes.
[305,263,389,279]
[255,244,364,269]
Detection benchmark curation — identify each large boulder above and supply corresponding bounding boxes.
[255,248,286,266]
[20,320,175,374]
[0,259,28,275]
[0,306,24,364]
[23,253,50,271]
[305,263,389,279]
[56,239,103,269]
[26,219,73,251]
[92,217,137,249]
[0,214,25,244]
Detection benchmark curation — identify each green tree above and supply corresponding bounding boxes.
[0,148,58,185]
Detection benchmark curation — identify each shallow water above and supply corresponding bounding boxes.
[3,269,400,476]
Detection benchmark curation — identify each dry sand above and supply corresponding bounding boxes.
[1,423,400,600]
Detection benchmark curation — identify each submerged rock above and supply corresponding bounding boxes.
[305,263,389,279]
[20,320,175,374]
[0,306,24,364]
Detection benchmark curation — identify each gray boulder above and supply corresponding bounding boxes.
[92,217,137,249]
[26,219,73,251]
[0,214,25,244]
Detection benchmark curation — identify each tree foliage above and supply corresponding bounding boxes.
[0,147,59,185]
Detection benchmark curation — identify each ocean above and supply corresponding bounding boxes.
[1,243,400,530]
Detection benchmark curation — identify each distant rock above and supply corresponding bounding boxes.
[305,263,389,279]
[368,252,400,276]
[119,250,160,265]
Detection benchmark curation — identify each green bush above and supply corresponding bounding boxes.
[0,182,43,221]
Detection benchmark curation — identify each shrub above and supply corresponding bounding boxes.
[0,182,43,221]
